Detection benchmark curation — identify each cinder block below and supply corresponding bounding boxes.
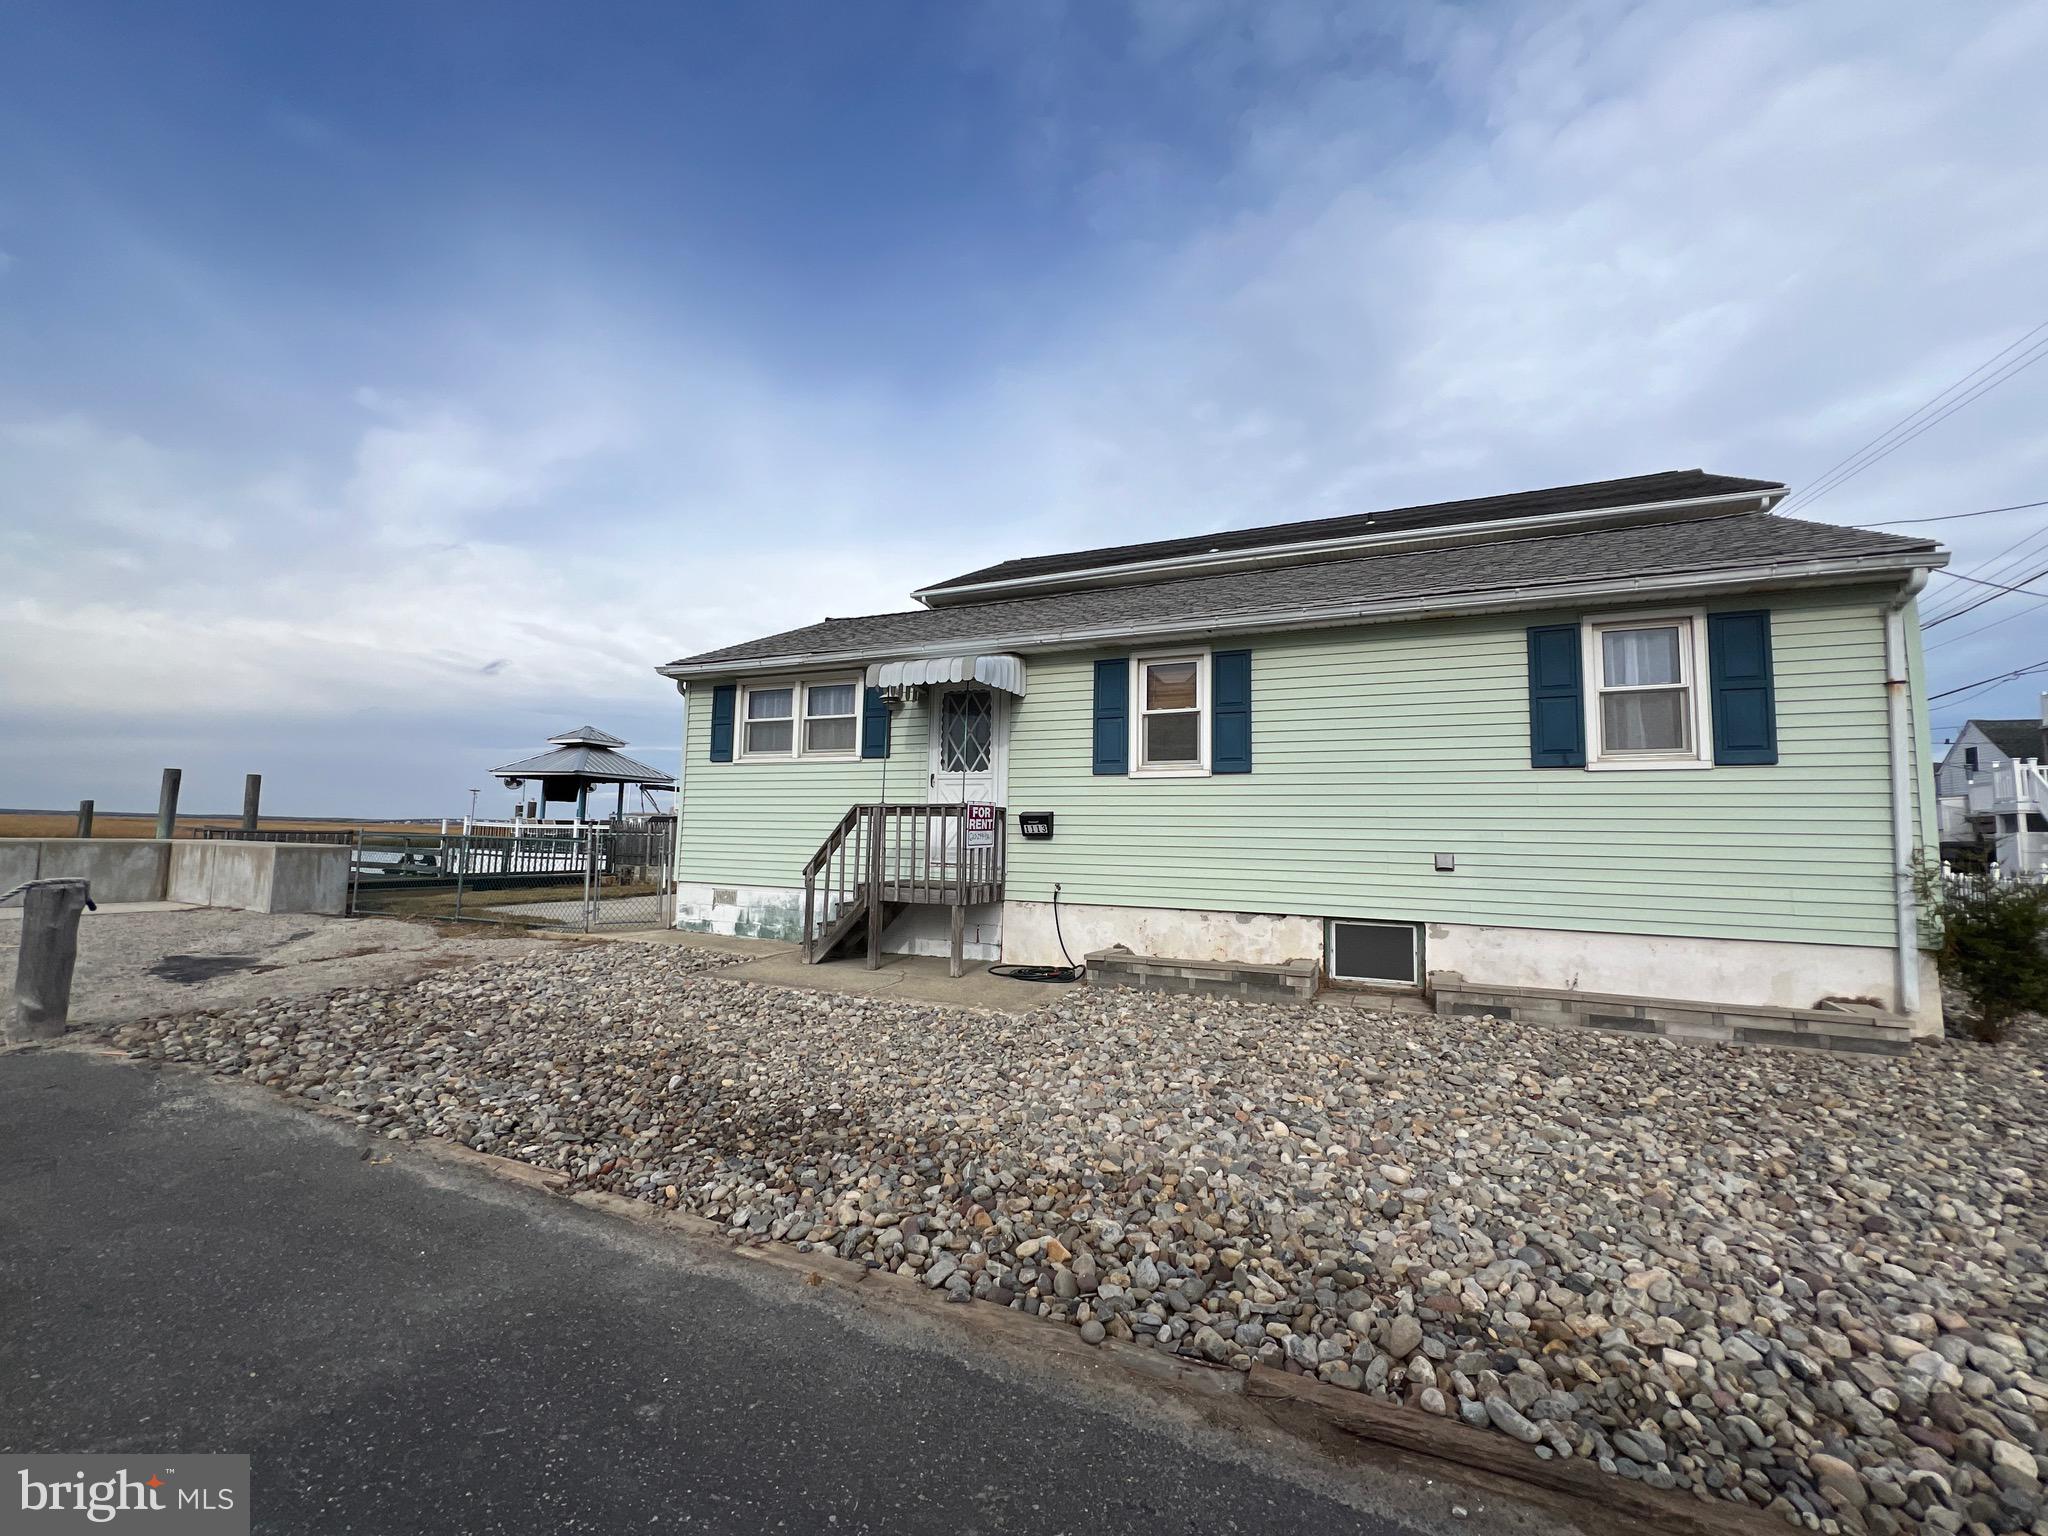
[1735,1027,1828,1051]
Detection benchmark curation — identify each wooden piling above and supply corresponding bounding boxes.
[10,880,91,1041]
[155,768,182,841]
[75,800,94,838]
[241,773,262,831]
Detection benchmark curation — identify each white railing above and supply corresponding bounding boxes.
[1988,759,2048,877]
[458,816,597,836]
[2001,759,2048,808]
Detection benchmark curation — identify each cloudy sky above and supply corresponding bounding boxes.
[3,0,2045,816]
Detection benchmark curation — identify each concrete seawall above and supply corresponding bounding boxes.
[2,839,348,915]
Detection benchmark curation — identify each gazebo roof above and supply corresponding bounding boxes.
[546,724,629,747]
[490,744,672,785]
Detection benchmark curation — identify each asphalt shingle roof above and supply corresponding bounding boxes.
[1970,719,2045,759]
[665,511,1937,671]
[922,469,1786,593]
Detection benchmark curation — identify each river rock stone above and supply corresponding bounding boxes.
[101,940,2048,1536]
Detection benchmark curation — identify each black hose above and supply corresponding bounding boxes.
[988,881,1083,983]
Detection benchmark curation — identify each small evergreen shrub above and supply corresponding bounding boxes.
[1916,860,2048,1042]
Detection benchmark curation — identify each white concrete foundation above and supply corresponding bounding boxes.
[674,879,1001,959]
[1000,898,1943,1035]
[1424,921,1941,1035]
[880,903,1001,963]
[1002,901,1322,971]
[674,881,806,943]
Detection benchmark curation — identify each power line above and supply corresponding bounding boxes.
[1785,338,2048,516]
[1929,654,2048,702]
[1928,516,2048,587]
[1920,515,2048,622]
[1779,322,2048,516]
[1934,566,2046,594]
[1925,562,2048,628]
[1922,519,2048,609]
[1851,497,2048,528]
[1926,594,2048,652]
[1922,527,2048,623]
[1782,323,2048,513]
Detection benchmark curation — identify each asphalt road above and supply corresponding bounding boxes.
[0,1048,1548,1536]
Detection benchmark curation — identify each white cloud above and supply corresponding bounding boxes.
[4,0,2046,811]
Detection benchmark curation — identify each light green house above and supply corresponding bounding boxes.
[657,470,1948,1045]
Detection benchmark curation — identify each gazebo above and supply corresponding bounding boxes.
[489,726,674,821]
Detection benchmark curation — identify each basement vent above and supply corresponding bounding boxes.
[1326,919,1422,987]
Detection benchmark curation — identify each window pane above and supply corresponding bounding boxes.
[805,716,856,753]
[1601,688,1689,753]
[746,687,793,721]
[806,683,855,718]
[938,691,993,772]
[1144,661,1198,711]
[1601,626,1682,687]
[744,719,793,754]
[1144,712,1200,763]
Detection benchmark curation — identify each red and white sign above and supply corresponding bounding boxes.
[963,802,998,850]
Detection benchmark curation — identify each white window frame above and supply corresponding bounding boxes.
[1129,649,1210,777]
[736,675,863,761]
[1579,608,1712,771]
[799,677,862,759]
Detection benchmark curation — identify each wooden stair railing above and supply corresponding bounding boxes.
[800,804,1005,976]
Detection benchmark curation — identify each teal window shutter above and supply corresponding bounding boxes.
[708,684,736,763]
[860,686,891,759]
[1526,625,1585,768]
[1708,610,1777,765]
[1212,649,1252,773]
[1092,658,1128,775]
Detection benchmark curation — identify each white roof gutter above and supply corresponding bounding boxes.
[659,548,1945,681]
[1883,571,1931,1023]
[912,487,1788,607]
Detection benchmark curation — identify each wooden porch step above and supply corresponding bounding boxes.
[802,802,1007,977]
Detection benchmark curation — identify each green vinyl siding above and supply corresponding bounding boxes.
[1003,585,1927,948]
[677,687,931,889]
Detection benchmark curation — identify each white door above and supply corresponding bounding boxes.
[928,687,1004,806]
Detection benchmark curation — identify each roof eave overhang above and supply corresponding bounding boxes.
[911,487,1789,608]
[657,549,1943,682]
[490,769,675,785]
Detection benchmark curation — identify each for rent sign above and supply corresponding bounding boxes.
[963,803,997,850]
[8,1456,249,1534]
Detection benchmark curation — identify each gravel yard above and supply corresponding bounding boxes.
[101,943,2047,1534]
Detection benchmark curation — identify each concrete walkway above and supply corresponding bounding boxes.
[0,1047,1528,1536]
[0,906,557,1030]
[597,927,1074,1012]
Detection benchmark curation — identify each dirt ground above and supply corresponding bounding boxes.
[0,907,567,1029]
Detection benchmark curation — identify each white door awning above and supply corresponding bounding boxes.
[864,653,1027,697]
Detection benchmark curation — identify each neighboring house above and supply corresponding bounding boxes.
[1936,707,2048,872]
[657,470,1950,1040]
